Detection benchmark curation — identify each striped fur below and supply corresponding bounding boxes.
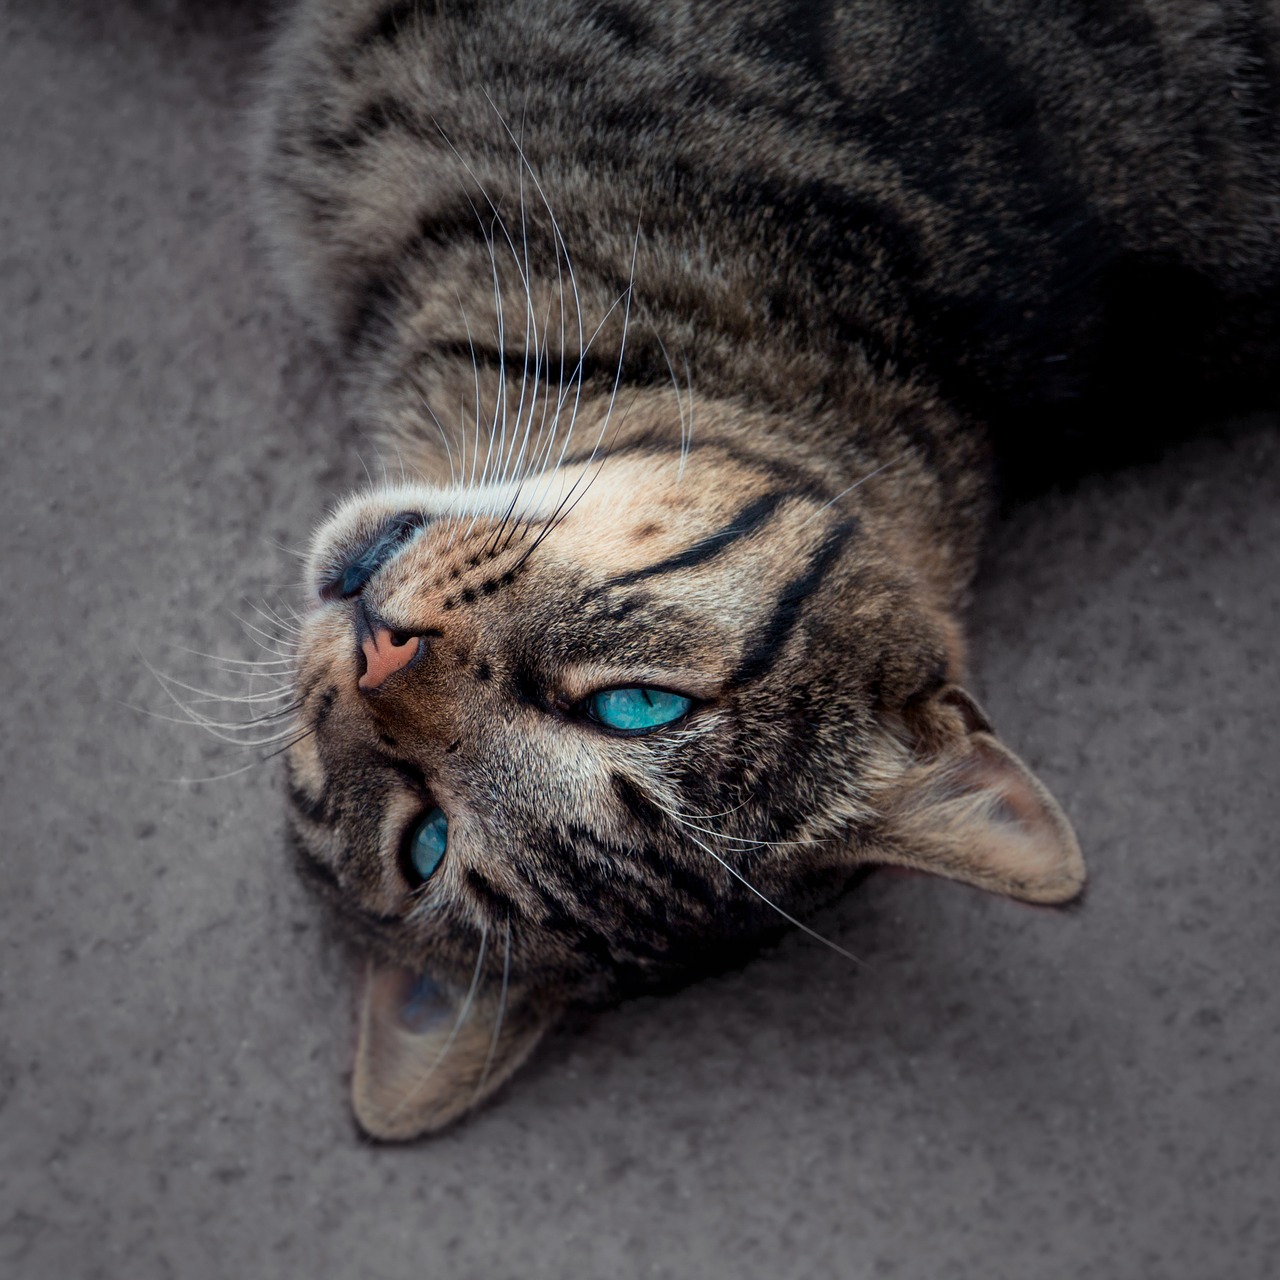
[258,0,1279,1136]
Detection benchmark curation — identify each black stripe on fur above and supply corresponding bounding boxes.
[588,492,785,594]
[730,518,858,686]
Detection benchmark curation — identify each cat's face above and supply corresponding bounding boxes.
[287,411,1084,1139]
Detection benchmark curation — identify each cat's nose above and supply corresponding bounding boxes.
[359,626,422,692]
[354,598,424,692]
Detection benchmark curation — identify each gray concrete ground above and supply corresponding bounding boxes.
[3,2,1278,1277]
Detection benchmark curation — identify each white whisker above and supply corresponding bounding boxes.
[472,912,512,1108]
[678,822,871,970]
[795,456,903,530]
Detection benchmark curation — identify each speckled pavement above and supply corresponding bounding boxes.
[3,3,1278,1278]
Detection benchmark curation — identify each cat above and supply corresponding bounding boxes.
[256,0,1280,1139]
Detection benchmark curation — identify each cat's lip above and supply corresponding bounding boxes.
[317,510,428,601]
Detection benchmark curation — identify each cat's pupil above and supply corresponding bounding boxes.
[589,687,692,732]
[407,808,448,883]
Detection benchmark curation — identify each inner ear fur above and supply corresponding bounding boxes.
[870,684,1086,905]
[352,960,558,1141]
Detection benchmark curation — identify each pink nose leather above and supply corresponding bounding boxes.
[359,628,420,691]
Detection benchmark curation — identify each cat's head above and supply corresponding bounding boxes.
[286,391,1083,1140]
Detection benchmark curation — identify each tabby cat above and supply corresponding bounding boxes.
[257,0,1280,1138]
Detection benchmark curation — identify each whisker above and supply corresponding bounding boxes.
[159,759,289,785]
[231,612,300,657]
[794,456,903,530]
[472,912,512,1108]
[524,223,641,542]
[678,823,872,970]
[651,326,691,481]
[134,651,305,745]
[642,787,871,971]
[680,349,694,481]
[482,94,591,516]
[253,596,307,629]
[162,646,295,669]
[181,690,299,713]
[143,665,294,707]
[658,804,824,850]
[124,701,304,746]
[266,536,311,562]
[258,727,316,761]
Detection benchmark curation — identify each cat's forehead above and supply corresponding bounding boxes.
[534,452,771,572]
[306,448,774,593]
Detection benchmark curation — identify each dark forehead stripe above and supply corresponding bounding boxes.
[309,96,422,156]
[622,837,723,918]
[554,831,676,923]
[729,517,858,686]
[411,334,677,399]
[599,491,786,590]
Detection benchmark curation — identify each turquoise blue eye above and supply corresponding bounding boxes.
[588,687,693,732]
[406,807,448,883]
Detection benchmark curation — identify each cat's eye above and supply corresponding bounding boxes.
[403,806,448,886]
[587,686,693,733]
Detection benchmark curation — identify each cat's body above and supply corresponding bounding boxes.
[259,0,1279,1137]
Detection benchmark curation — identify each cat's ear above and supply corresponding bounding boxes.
[871,685,1085,904]
[351,960,555,1140]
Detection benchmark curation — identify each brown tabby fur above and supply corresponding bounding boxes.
[257,0,1280,1137]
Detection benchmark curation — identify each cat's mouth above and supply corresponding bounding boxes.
[317,510,428,601]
